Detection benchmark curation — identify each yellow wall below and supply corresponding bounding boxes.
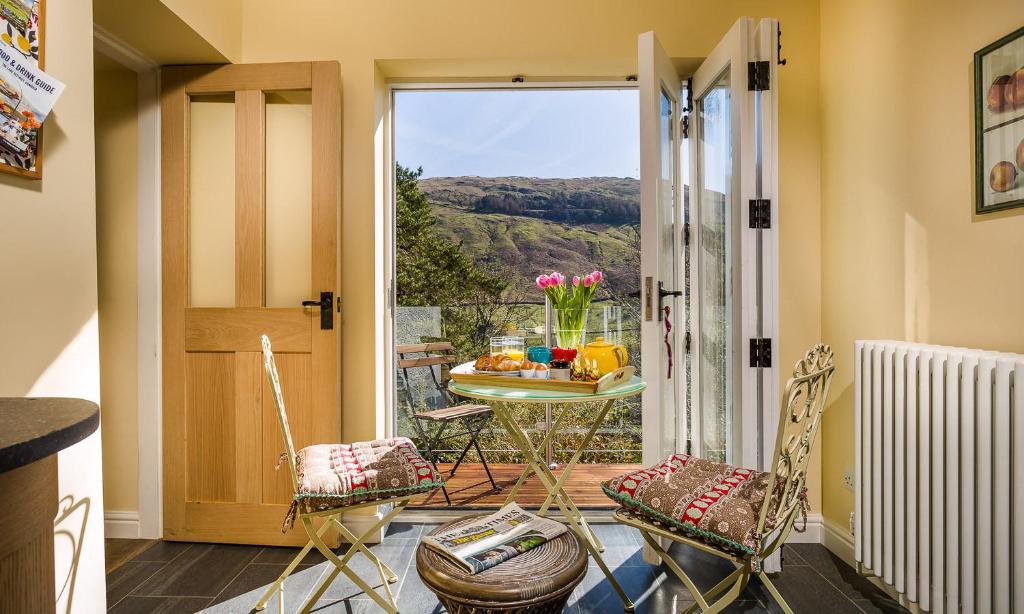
[0,0,107,609]
[819,0,1024,535]
[160,0,243,62]
[95,51,140,514]
[238,0,825,511]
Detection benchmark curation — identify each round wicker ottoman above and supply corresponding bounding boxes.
[416,515,588,614]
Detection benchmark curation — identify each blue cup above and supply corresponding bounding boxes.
[527,346,552,364]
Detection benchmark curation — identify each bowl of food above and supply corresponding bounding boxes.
[520,361,537,378]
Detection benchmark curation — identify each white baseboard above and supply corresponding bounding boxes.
[105,511,141,539]
[784,512,823,543]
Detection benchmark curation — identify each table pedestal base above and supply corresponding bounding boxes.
[0,455,58,614]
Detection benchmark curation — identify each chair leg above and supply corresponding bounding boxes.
[473,438,499,490]
[758,571,794,614]
[639,529,751,614]
[253,518,333,611]
[292,501,410,614]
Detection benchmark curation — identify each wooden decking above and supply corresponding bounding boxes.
[409,462,641,509]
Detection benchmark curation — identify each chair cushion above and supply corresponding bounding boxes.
[602,454,770,556]
[293,437,443,514]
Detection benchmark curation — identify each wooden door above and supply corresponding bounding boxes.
[161,62,340,545]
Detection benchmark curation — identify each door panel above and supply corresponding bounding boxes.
[639,18,779,473]
[261,353,313,505]
[638,31,682,468]
[185,352,236,502]
[162,62,340,546]
[695,70,734,463]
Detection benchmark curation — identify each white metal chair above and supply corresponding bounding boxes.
[605,343,835,613]
[254,334,444,613]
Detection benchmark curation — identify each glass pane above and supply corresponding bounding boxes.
[698,70,732,462]
[189,94,235,307]
[658,89,678,456]
[265,91,313,308]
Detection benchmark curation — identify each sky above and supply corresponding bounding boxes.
[394,89,640,179]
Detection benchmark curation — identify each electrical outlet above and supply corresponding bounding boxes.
[842,470,854,491]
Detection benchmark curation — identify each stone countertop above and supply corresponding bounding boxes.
[0,398,99,473]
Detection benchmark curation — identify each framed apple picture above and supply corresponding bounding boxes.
[976,25,1024,214]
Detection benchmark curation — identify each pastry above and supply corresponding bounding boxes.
[474,355,493,371]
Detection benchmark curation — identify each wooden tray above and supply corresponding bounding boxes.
[450,362,636,394]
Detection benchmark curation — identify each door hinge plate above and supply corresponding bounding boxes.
[749,338,772,368]
[749,199,771,229]
[748,60,770,91]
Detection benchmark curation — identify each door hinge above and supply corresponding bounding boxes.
[749,338,772,368]
[747,60,770,91]
[685,331,692,354]
[749,199,771,229]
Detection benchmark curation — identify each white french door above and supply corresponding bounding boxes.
[639,18,779,471]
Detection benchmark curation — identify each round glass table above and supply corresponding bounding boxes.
[449,376,646,611]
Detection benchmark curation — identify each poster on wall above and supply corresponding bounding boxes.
[975,25,1024,214]
[0,0,45,179]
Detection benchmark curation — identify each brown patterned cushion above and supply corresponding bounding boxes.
[602,454,770,556]
[293,437,443,514]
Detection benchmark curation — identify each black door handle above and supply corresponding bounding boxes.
[657,281,682,321]
[301,291,334,330]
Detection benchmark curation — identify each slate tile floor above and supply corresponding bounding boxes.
[106,523,906,613]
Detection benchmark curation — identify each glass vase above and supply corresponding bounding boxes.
[552,308,589,349]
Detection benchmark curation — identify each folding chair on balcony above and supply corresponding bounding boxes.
[396,342,499,506]
[254,335,444,614]
[602,344,835,614]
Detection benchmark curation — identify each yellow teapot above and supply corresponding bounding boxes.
[582,337,629,376]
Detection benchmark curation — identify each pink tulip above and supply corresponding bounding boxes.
[591,270,603,283]
[551,272,564,286]
[583,274,594,287]
[536,274,550,289]
[572,276,580,286]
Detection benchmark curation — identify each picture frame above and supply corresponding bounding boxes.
[0,0,44,180]
[975,25,1024,214]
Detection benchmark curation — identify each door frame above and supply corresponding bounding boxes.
[381,79,636,447]
[93,26,164,540]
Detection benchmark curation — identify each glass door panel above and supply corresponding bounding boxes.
[658,88,680,459]
[265,91,313,308]
[188,93,236,307]
[696,72,733,462]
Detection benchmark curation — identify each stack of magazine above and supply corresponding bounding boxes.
[422,503,568,574]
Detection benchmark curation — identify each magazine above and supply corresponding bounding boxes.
[422,503,568,574]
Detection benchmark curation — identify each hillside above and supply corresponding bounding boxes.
[417,176,640,297]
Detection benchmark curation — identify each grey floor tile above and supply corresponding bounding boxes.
[395,566,446,614]
[753,566,864,614]
[109,595,211,614]
[130,540,193,563]
[780,544,809,566]
[106,561,165,609]
[853,596,908,613]
[132,543,263,598]
[202,563,328,614]
[384,521,423,540]
[785,545,898,604]
[253,545,327,565]
[320,540,416,600]
[572,564,659,613]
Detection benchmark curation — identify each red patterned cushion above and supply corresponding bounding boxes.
[602,454,770,556]
[293,437,443,513]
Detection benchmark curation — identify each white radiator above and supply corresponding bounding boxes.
[855,340,1024,613]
